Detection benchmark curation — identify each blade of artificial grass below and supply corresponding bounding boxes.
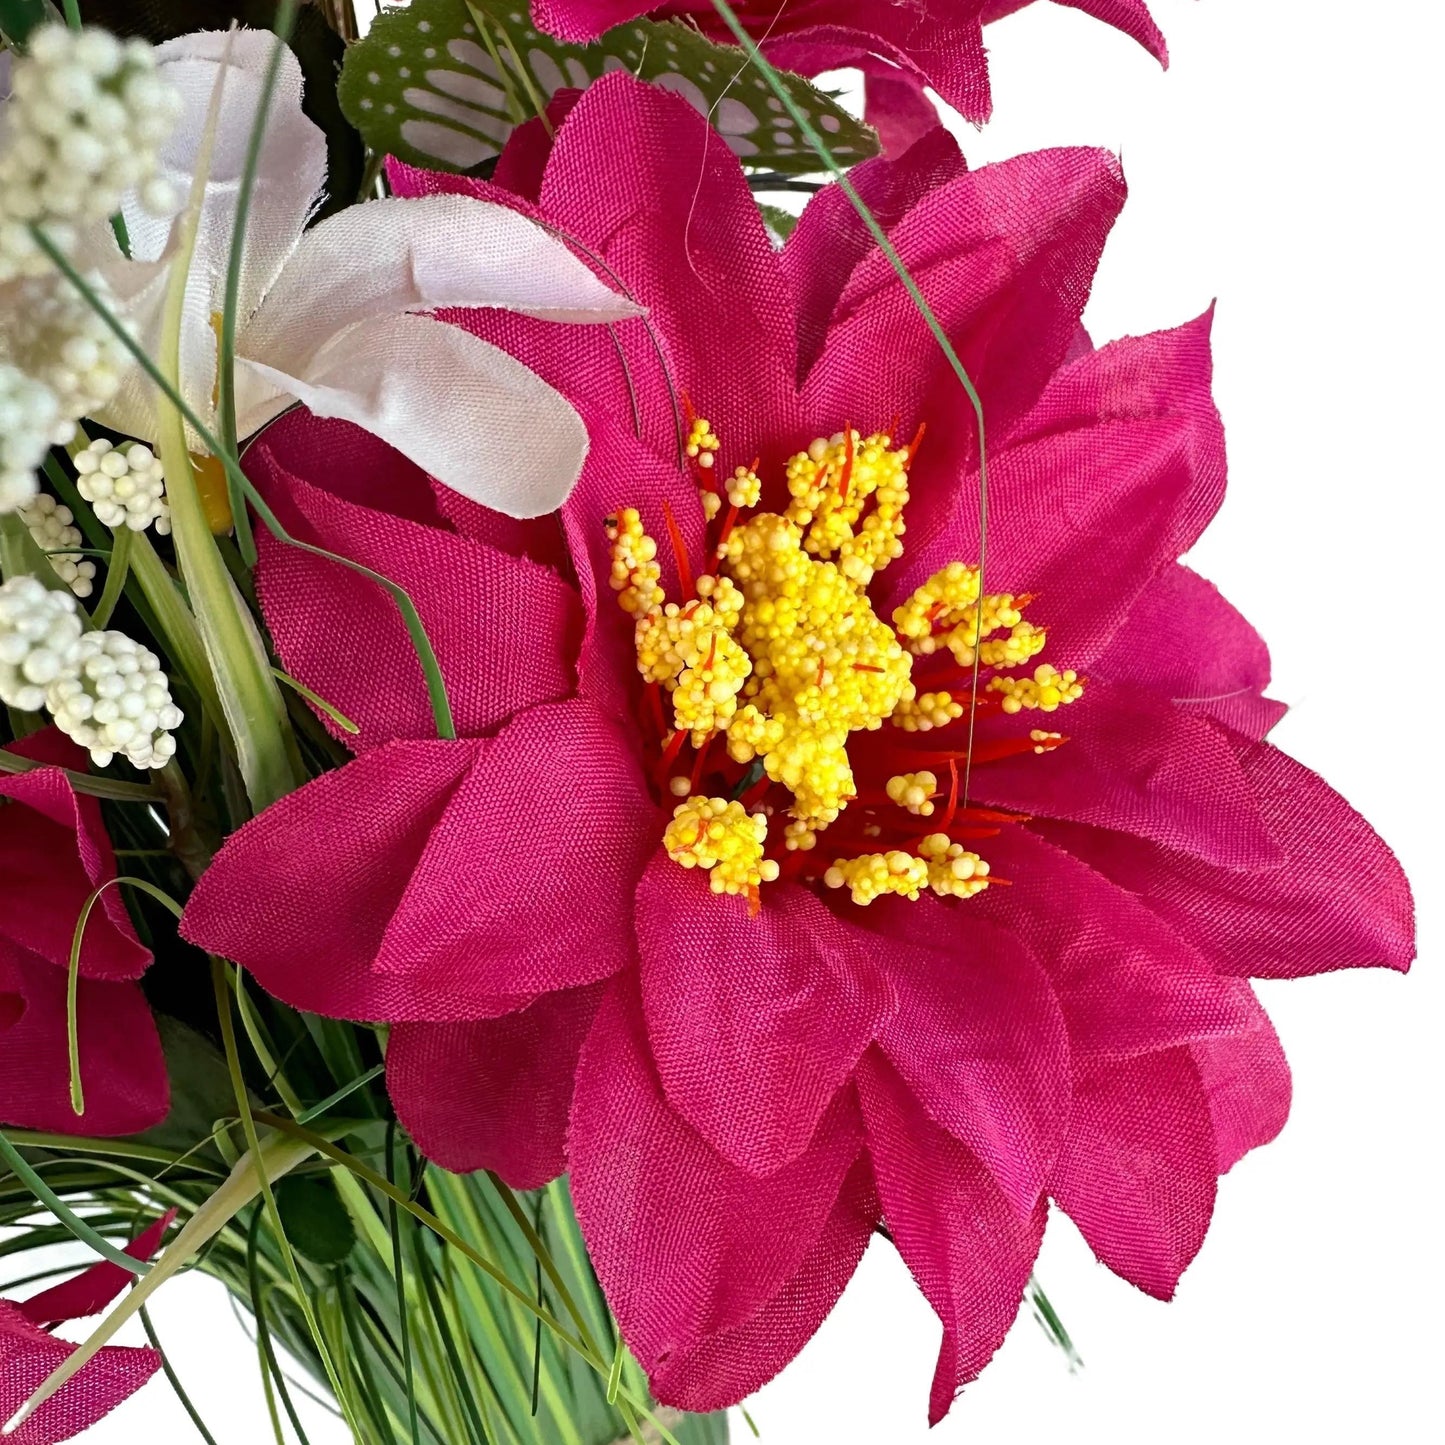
[66,876,183,1118]
[270,667,362,736]
[216,0,301,568]
[88,525,131,629]
[212,960,365,1445]
[411,1229,493,1445]
[247,1208,316,1445]
[0,1134,151,1276]
[0,747,156,801]
[336,1267,401,1445]
[384,1124,421,1445]
[3,1131,315,1433]
[30,231,457,743]
[708,0,992,805]
[139,1305,224,1445]
[1029,1276,1084,1370]
[256,1116,682,1445]
[298,1064,387,1125]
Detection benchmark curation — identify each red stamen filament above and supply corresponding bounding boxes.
[838,425,855,501]
[661,499,694,601]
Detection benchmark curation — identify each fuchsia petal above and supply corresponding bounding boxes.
[857,1053,1045,1426]
[377,699,655,996]
[972,830,1255,1056]
[636,860,895,1175]
[865,900,1068,1217]
[971,683,1281,868]
[185,702,655,1019]
[1093,561,1287,740]
[1050,1049,1216,1300]
[784,126,967,382]
[249,416,581,752]
[884,313,1226,667]
[0,1302,159,1445]
[570,976,865,1371]
[0,732,149,981]
[182,740,488,1020]
[0,943,167,1137]
[20,1213,175,1326]
[805,147,1124,460]
[388,985,604,1188]
[649,1159,878,1410]
[1039,738,1414,979]
[1190,985,1291,1175]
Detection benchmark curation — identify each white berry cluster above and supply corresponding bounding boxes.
[20,492,96,597]
[47,628,182,769]
[3,271,130,432]
[0,25,181,282]
[0,574,83,712]
[74,437,170,534]
[0,361,65,513]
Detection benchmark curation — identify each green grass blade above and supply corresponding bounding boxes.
[139,1304,224,1445]
[89,524,132,629]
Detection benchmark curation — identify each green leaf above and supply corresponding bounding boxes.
[0,0,54,47]
[757,202,799,242]
[339,0,876,176]
[275,1174,357,1265]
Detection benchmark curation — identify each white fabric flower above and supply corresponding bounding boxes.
[75,29,640,519]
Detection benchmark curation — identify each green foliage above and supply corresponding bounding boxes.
[0,0,53,46]
[276,1174,357,1266]
[340,0,876,176]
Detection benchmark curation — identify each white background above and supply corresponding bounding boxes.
[53,0,1445,1440]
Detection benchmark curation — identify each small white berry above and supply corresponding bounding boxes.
[47,628,182,769]
[73,436,170,535]
[0,574,84,713]
[18,492,96,597]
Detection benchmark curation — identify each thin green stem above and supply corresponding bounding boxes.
[0,746,157,801]
[89,524,132,628]
[139,1305,223,1445]
[60,0,79,28]
[216,0,300,567]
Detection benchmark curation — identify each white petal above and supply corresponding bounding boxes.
[240,193,641,370]
[121,28,325,323]
[235,313,590,519]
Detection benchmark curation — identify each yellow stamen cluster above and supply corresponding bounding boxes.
[892,689,964,732]
[608,424,1083,909]
[784,430,910,587]
[686,417,720,470]
[823,850,930,904]
[886,771,938,816]
[892,562,1040,669]
[823,835,991,906]
[991,663,1085,714]
[918,833,991,899]
[664,796,779,896]
[605,508,664,615]
[723,508,913,836]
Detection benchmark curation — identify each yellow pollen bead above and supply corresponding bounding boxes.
[605,507,664,615]
[664,797,778,896]
[891,690,964,732]
[823,850,930,905]
[686,418,721,462]
[727,465,762,509]
[990,662,1085,714]
[886,770,938,816]
[918,833,992,899]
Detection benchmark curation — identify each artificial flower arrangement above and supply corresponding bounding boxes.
[0,0,1414,1441]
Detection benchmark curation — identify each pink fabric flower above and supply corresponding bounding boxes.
[182,78,1413,1423]
[0,1213,171,1444]
[0,730,168,1137]
[529,0,1166,147]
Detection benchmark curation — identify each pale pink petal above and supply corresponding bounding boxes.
[388,985,604,1187]
[637,860,894,1175]
[858,1053,1045,1426]
[570,976,864,1369]
[1050,1049,1216,1299]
